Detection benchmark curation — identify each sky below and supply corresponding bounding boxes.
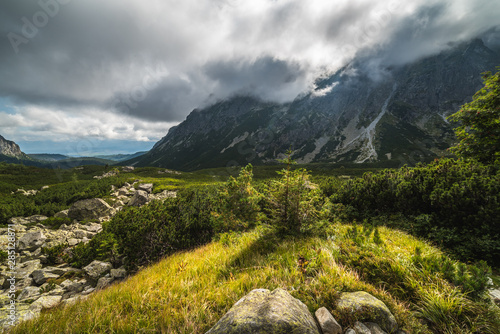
[0,0,499,155]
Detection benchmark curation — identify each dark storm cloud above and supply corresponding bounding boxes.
[0,0,499,140]
[204,56,307,103]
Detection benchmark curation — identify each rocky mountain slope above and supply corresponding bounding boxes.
[0,135,23,158]
[129,39,500,171]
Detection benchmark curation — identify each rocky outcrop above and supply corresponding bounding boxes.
[83,261,112,280]
[68,199,113,221]
[0,135,23,157]
[0,180,178,328]
[129,190,149,207]
[206,288,321,334]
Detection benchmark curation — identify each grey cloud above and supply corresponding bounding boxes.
[204,56,307,103]
[0,0,499,128]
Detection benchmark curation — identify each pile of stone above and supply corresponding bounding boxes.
[0,181,176,328]
[157,169,181,175]
[206,289,408,334]
[93,170,118,180]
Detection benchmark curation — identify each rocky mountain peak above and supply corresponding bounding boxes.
[0,135,23,157]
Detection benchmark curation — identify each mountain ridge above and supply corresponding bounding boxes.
[127,38,499,171]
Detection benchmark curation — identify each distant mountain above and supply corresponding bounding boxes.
[0,135,23,158]
[129,38,500,171]
[0,137,115,168]
[28,154,70,162]
[95,151,146,162]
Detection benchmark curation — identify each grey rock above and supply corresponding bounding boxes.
[354,321,372,334]
[54,210,69,219]
[344,330,356,334]
[365,322,387,334]
[15,260,42,279]
[206,288,321,334]
[17,286,41,301]
[488,289,500,306]
[315,307,342,334]
[110,268,127,279]
[83,260,112,279]
[149,190,177,201]
[122,166,135,172]
[68,198,113,221]
[137,183,153,193]
[31,269,60,285]
[81,287,95,295]
[60,279,87,293]
[62,294,89,306]
[96,276,114,290]
[129,190,149,207]
[73,229,89,239]
[68,238,81,247]
[336,291,398,333]
[18,231,47,251]
[30,295,62,310]
[83,223,102,233]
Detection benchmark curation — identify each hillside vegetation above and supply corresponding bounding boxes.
[2,158,498,334]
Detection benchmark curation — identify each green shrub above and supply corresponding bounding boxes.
[41,244,68,265]
[265,153,328,234]
[0,250,7,264]
[331,159,500,265]
[71,185,223,270]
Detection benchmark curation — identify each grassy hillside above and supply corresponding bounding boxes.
[2,160,499,333]
[10,224,500,333]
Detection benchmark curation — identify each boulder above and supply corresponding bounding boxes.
[83,260,112,279]
[54,210,69,219]
[489,289,500,306]
[129,190,149,207]
[354,321,371,334]
[122,166,135,172]
[30,295,62,310]
[60,279,88,293]
[137,183,153,193]
[150,190,177,201]
[15,260,42,279]
[96,276,114,290]
[344,330,356,334]
[17,286,41,301]
[68,198,113,221]
[31,269,60,285]
[336,291,398,333]
[315,307,342,334]
[18,231,47,251]
[206,288,321,334]
[110,268,127,279]
[365,322,388,334]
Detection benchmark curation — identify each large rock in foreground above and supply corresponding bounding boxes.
[336,291,397,333]
[206,288,320,334]
[68,199,113,221]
